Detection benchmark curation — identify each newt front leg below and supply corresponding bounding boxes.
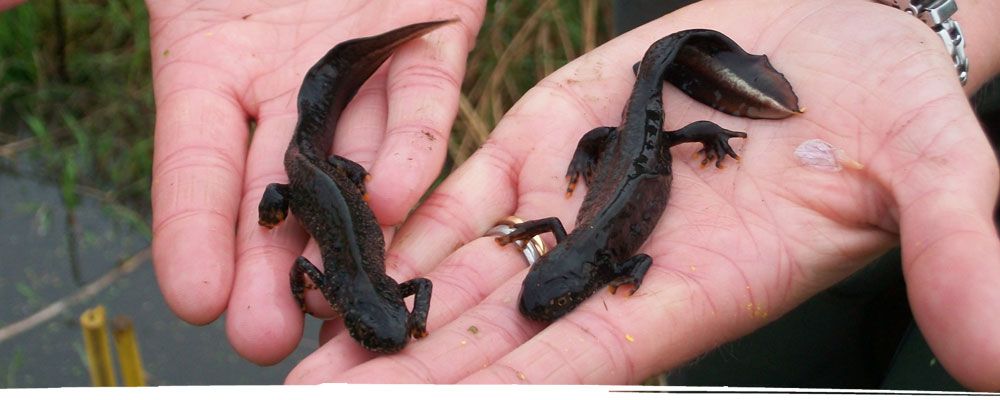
[662,120,746,169]
[494,217,569,246]
[398,278,432,339]
[566,127,616,196]
[258,183,291,228]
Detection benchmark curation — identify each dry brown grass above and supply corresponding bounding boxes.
[449,0,613,165]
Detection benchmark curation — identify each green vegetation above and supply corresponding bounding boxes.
[0,0,153,214]
[2,348,25,388]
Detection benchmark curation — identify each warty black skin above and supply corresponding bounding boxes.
[497,29,801,322]
[257,20,451,353]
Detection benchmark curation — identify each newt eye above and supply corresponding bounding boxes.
[555,295,570,307]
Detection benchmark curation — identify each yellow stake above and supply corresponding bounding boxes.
[80,305,117,386]
[111,315,146,386]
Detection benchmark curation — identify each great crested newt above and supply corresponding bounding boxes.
[496,29,801,322]
[257,20,452,353]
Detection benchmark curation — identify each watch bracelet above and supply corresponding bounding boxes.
[875,0,969,85]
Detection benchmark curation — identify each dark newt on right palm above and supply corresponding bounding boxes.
[496,29,802,322]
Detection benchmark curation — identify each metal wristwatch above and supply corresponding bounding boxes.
[875,0,969,85]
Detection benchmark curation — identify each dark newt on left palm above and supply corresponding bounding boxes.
[257,20,453,353]
[496,30,802,322]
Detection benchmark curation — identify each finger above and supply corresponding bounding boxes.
[286,236,532,383]
[330,67,390,170]
[382,76,611,287]
[226,113,309,365]
[892,114,1000,390]
[902,193,1000,391]
[458,282,703,383]
[151,86,248,326]
[318,319,345,346]
[366,14,481,226]
[381,144,521,285]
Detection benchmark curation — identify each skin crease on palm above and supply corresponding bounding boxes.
[142,0,1000,390]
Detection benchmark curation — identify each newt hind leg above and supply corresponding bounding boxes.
[328,155,371,199]
[399,278,433,339]
[608,253,653,296]
[663,120,746,169]
[566,126,615,196]
[290,256,325,313]
[258,183,291,228]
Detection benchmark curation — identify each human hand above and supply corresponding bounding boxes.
[147,0,485,365]
[285,0,1000,389]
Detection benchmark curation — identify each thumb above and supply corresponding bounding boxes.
[894,108,1000,390]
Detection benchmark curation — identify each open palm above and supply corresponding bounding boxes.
[147,0,484,364]
[286,0,1000,389]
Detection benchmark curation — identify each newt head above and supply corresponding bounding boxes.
[342,299,410,353]
[517,246,597,322]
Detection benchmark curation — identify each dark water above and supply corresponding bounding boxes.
[0,166,321,387]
